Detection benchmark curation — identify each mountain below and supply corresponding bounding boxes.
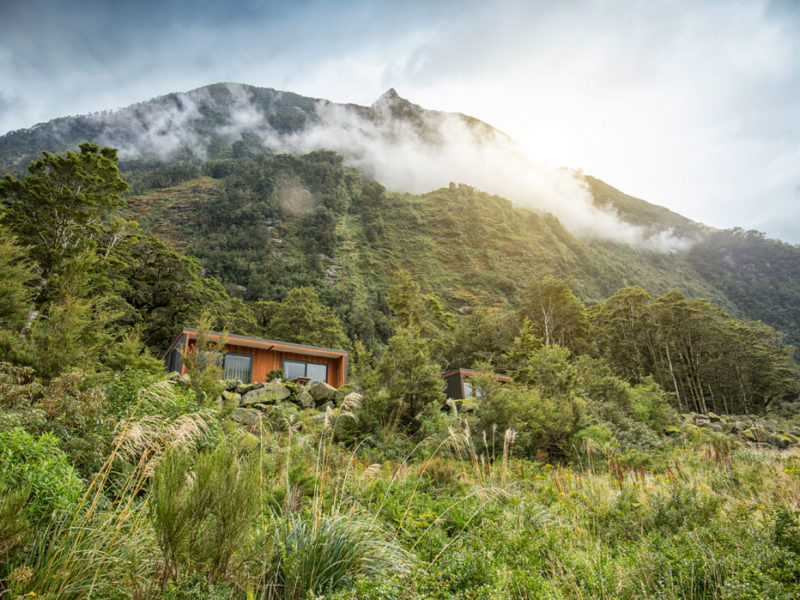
[1,83,798,346]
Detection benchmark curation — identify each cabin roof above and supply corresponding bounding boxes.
[164,327,348,360]
[441,368,512,382]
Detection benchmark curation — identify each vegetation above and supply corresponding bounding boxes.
[0,144,798,598]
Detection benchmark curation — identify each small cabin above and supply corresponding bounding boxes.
[163,328,348,388]
[441,368,512,400]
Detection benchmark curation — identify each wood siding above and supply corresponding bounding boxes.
[182,339,347,387]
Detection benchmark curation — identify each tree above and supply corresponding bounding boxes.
[588,286,656,381]
[377,327,446,427]
[0,227,35,334]
[518,275,588,350]
[387,270,454,359]
[254,287,350,350]
[0,143,128,286]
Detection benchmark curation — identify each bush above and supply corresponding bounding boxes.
[476,383,585,459]
[0,427,82,525]
[150,442,260,586]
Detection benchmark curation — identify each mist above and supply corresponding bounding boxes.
[92,83,689,251]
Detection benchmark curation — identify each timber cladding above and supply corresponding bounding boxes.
[163,328,348,388]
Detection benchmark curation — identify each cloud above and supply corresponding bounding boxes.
[1,0,798,240]
[74,83,690,250]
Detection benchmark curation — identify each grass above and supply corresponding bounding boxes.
[2,378,799,599]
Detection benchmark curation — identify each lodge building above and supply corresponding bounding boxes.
[163,328,348,388]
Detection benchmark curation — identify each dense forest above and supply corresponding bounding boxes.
[0,144,799,598]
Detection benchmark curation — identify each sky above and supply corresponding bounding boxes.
[2,0,799,242]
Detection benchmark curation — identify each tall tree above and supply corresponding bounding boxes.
[518,275,588,350]
[0,143,128,289]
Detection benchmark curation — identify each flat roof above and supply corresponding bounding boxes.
[167,327,348,359]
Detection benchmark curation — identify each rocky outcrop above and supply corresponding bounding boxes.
[215,378,349,431]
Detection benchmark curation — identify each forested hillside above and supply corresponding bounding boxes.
[117,150,800,349]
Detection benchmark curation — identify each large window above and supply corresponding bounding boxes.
[283,359,328,384]
[224,353,252,382]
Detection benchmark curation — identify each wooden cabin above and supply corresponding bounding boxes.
[163,328,348,388]
[441,368,512,400]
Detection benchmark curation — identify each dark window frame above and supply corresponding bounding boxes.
[223,352,253,382]
[281,358,328,383]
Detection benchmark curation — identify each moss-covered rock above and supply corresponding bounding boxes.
[309,381,337,404]
[241,381,290,405]
[232,407,262,427]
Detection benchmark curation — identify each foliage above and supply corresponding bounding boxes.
[475,383,585,459]
[0,485,29,561]
[261,512,410,600]
[254,286,350,350]
[0,142,128,302]
[376,327,446,427]
[0,226,35,335]
[0,427,83,525]
[150,442,260,587]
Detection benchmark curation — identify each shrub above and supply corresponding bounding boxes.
[476,384,585,459]
[0,427,82,525]
[150,442,260,586]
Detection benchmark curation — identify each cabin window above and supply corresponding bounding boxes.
[282,359,328,384]
[463,379,486,401]
[223,353,252,382]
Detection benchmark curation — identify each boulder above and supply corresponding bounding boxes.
[225,378,243,392]
[236,431,260,451]
[309,381,337,404]
[706,412,722,422]
[316,400,335,412]
[220,391,241,411]
[241,381,290,405]
[232,408,262,427]
[237,381,265,395]
[295,388,315,409]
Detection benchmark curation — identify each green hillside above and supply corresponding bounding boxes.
[119,151,800,348]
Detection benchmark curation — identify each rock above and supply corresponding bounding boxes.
[295,388,315,409]
[706,412,721,422]
[741,427,761,443]
[225,378,243,391]
[220,391,241,411]
[232,408,261,427]
[252,403,272,411]
[269,402,302,426]
[237,381,265,395]
[168,371,182,382]
[241,381,290,405]
[309,381,337,404]
[316,401,335,412]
